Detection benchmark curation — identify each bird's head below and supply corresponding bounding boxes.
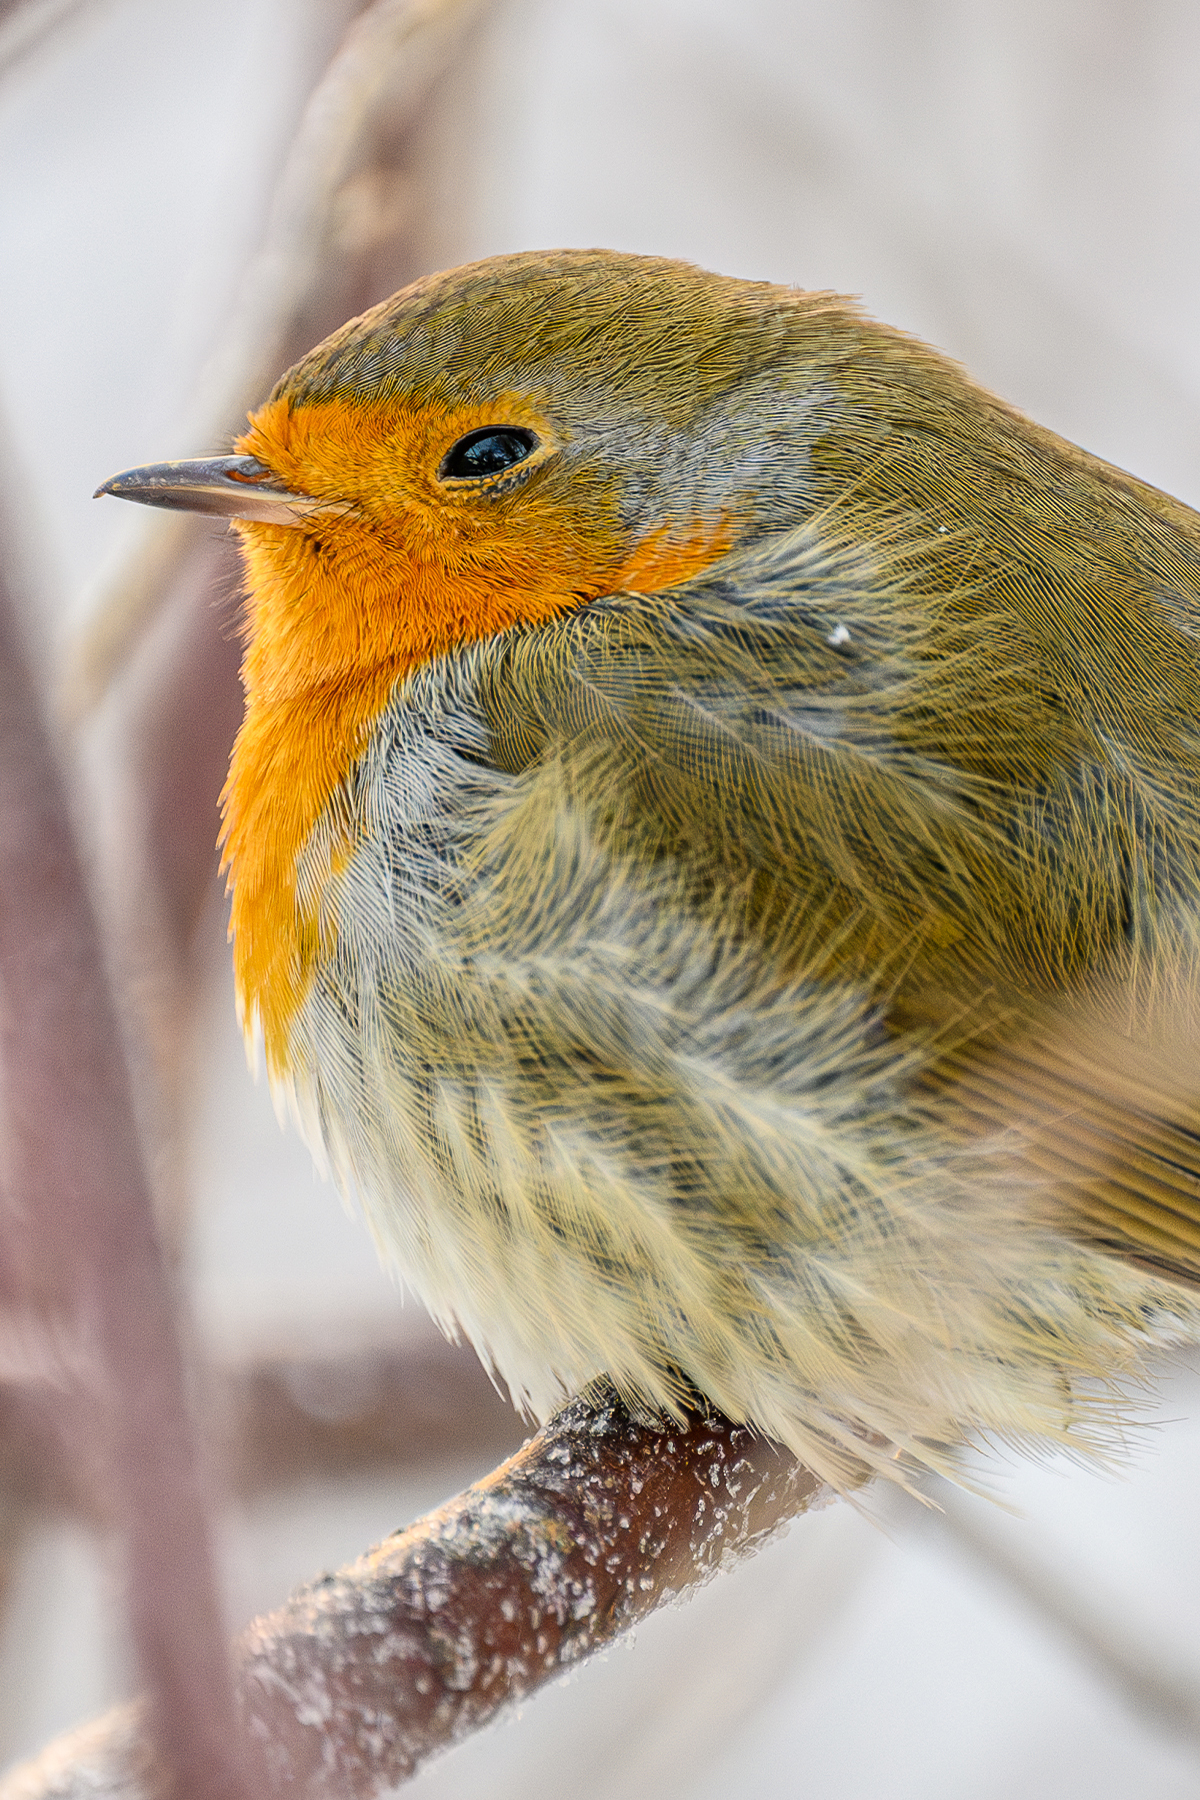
[95,249,865,1061]
[101,250,857,694]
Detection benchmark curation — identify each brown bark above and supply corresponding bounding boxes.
[2,1386,830,1799]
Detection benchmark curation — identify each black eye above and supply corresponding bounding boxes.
[439,427,539,481]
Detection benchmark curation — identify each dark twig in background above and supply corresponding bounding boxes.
[0,551,248,1794]
[920,1479,1200,1746]
[0,0,103,77]
[0,1323,523,1524]
[1,1386,829,1799]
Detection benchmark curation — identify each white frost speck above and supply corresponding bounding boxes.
[827,622,851,645]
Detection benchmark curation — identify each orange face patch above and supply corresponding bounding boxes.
[220,392,734,1069]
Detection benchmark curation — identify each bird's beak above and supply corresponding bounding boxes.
[94,455,341,527]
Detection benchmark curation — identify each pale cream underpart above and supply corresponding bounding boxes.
[274,647,1200,1491]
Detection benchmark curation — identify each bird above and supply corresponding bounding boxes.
[97,247,1200,1491]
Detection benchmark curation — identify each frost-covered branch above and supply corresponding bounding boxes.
[2,1385,830,1799]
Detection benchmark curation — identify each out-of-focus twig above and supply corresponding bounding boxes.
[1,1385,832,1799]
[0,0,106,79]
[211,1326,523,1496]
[69,0,490,716]
[0,1321,523,1522]
[0,561,248,1800]
[924,1481,1200,1745]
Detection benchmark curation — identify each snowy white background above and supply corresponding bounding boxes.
[2,1,1200,1793]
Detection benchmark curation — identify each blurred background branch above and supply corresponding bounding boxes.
[0,496,246,1798]
[0,1324,521,1525]
[0,0,105,80]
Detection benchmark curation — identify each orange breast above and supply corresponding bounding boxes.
[220,393,734,1071]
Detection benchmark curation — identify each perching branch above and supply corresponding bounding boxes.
[1,1385,830,1799]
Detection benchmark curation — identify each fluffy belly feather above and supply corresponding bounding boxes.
[276,653,1200,1492]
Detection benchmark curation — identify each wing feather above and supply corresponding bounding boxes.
[472,509,1200,1292]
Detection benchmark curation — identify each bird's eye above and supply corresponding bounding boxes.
[439,427,539,481]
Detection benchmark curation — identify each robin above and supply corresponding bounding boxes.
[99,249,1200,1488]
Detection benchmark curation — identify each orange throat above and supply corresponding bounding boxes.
[220,525,599,1074]
[220,394,734,1072]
